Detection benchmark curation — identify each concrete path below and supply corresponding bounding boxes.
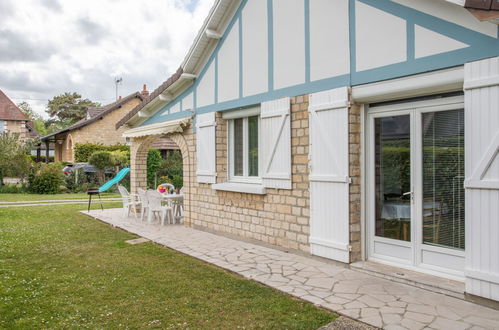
[83,208,499,330]
[0,198,121,208]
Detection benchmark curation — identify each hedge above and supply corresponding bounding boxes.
[74,143,130,162]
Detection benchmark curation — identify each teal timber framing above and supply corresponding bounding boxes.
[140,0,499,127]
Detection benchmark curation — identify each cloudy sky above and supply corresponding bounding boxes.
[0,0,214,118]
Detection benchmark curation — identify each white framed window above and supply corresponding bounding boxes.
[227,114,260,183]
[0,120,4,133]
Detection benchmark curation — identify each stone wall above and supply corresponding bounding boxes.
[187,95,311,252]
[349,103,362,262]
[3,120,29,140]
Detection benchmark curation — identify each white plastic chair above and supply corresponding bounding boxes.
[118,185,140,219]
[146,190,174,225]
[137,188,149,222]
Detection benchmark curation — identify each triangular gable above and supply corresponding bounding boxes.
[352,0,499,84]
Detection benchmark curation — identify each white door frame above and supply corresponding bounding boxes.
[365,95,466,280]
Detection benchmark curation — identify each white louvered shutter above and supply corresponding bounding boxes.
[196,112,217,183]
[261,97,291,189]
[309,87,350,263]
[463,57,499,301]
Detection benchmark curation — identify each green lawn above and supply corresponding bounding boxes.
[0,204,336,329]
[0,192,120,202]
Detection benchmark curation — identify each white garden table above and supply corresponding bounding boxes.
[162,193,184,222]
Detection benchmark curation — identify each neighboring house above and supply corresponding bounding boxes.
[0,90,38,140]
[118,0,499,303]
[40,87,147,163]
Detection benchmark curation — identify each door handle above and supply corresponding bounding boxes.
[402,191,413,202]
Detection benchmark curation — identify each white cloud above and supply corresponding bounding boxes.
[0,0,214,118]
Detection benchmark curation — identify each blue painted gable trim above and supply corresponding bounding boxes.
[140,0,498,127]
[359,0,497,46]
[351,0,499,85]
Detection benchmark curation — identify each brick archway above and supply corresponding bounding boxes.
[130,131,193,225]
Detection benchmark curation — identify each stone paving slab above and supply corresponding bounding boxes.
[82,209,499,330]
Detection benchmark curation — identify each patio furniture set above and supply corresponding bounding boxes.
[117,185,184,225]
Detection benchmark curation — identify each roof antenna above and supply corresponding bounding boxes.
[115,77,123,101]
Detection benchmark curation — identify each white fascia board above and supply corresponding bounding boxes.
[351,66,464,103]
[123,117,191,138]
[205,29,222,39]
[181,0,241,74]
[181,0,225,69]
[445,0,465,6]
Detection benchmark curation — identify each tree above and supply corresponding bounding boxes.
[17,101,48,135]
[0,133,34,186]
[46,92,100,125]
[17,101,42,120]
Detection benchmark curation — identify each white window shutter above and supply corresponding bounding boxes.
[261,97,291,189]
[308,87,350,263]
[196,112,217,183]
[463,57,499,301]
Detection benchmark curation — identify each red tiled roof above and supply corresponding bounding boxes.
[0,90,29,121]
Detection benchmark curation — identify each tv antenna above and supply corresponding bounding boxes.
[115,77,123,100]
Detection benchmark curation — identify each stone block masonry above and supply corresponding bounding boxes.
[130,92,362,262]
[188,95,312,252]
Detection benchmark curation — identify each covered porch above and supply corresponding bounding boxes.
[124,117,194,226]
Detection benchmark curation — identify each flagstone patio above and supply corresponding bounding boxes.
[82,208,499,330]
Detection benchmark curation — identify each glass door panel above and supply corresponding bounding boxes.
[374,115,411,242]
[422,109,465,250]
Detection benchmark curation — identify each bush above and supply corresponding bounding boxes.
[29,163,65,194]
[30,155,55,163]
[0,183,29,194]
[158,150,183,179]
[64,169,100,193]
[74,143,129,162]
[171,175,183,190]
[147,149,162,189]
[89,151,114,185]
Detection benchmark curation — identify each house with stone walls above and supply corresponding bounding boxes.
[0,90,38,140]
[116,0,499,304]
[40,86,149,163]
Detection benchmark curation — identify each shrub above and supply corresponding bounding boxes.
[74,143,129,162]
[89,151,113,185]
[30,155,55,163]
[64,169,99,193]
[0,133,34,185]
[29,163,65,194]
[147,149,162,189]
[158,150,183,179]
[171,175,183,190]
[0,183,28,194]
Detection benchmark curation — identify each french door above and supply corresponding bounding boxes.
[367,96,466,279]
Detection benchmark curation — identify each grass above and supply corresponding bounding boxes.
[0,204,336,329]
[0,192,120,202]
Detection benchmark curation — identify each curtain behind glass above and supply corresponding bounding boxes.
[248,116,259,176]
[422,109,465,250]
[233,118,244,176]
